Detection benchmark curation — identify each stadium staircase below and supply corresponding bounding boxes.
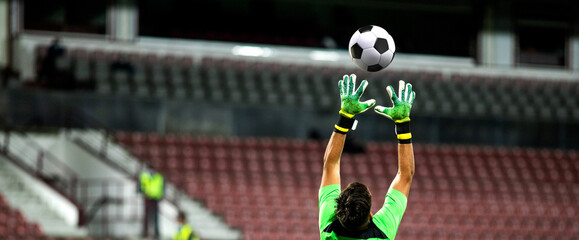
[67,129,241,240]
[0,132,87,238]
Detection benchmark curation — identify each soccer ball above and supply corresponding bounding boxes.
[348,25,396,72]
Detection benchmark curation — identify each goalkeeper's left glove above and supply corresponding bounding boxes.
[374,80,416,143]
[334,74,376,134]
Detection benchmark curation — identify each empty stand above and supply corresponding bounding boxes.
[33,45,579,124]
[117,133,579,240]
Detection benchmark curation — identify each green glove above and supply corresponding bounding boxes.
[375,80,415,143]
[334,74,376,134]
[374,80,415,122]
[338,74,376,117]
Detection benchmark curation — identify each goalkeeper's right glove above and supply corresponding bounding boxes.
[374,80,416,143]
[334,74,376,134]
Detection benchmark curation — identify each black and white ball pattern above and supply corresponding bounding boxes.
[348,25,396,72]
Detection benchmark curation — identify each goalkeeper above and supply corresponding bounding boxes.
[319,74,415,240]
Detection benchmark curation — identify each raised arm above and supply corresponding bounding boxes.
[391,140,415,197]
[320,74,375,189]
[320,132,346,188]
[375,80,416,197]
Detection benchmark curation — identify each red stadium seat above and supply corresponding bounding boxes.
[115,133,579,240]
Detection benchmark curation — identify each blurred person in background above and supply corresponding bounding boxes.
[37,37,66,88]
[139,170,165,239]
[173,211,200,240]
[319,74,415,239]
[110,53,135,78]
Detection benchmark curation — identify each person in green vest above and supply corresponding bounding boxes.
[174,211,200,240]
[139,170,164,239]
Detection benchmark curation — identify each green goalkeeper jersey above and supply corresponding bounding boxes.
[319,184,407,240]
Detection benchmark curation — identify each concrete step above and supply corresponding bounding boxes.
[0,159,87,238]
[20,204,61,219]
[39,221,88,237]
[4,193,41,206]
[3,192,87,237]
[180,199,241,239]
[0,181,25,191]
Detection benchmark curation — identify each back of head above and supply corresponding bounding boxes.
[335,182,372,230]
[177,211,186,223]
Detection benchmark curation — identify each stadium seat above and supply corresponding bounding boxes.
[91,50,113,94]
[70,48,92,85]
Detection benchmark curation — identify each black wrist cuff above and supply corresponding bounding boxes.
[395,121,412,144]
[398,138,412,144]
[395,121,410,134]
[334,115,355,134]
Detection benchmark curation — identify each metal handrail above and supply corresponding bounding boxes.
[65,107,186,206]
[0,125,83,225]
[72,133,185,205]
[73,177,140,225]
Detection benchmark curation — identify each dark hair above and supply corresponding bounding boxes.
[335,182,372,230]
[177,211,186,222]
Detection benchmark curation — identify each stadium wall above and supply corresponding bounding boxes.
[479,1,514,68]
[12,33,579,84]
[0,0,8,67]
[573,18,579,70]
[110,0,138,42]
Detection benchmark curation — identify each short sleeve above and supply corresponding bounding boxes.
[318,184,340,231]
[372,188,408,240]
